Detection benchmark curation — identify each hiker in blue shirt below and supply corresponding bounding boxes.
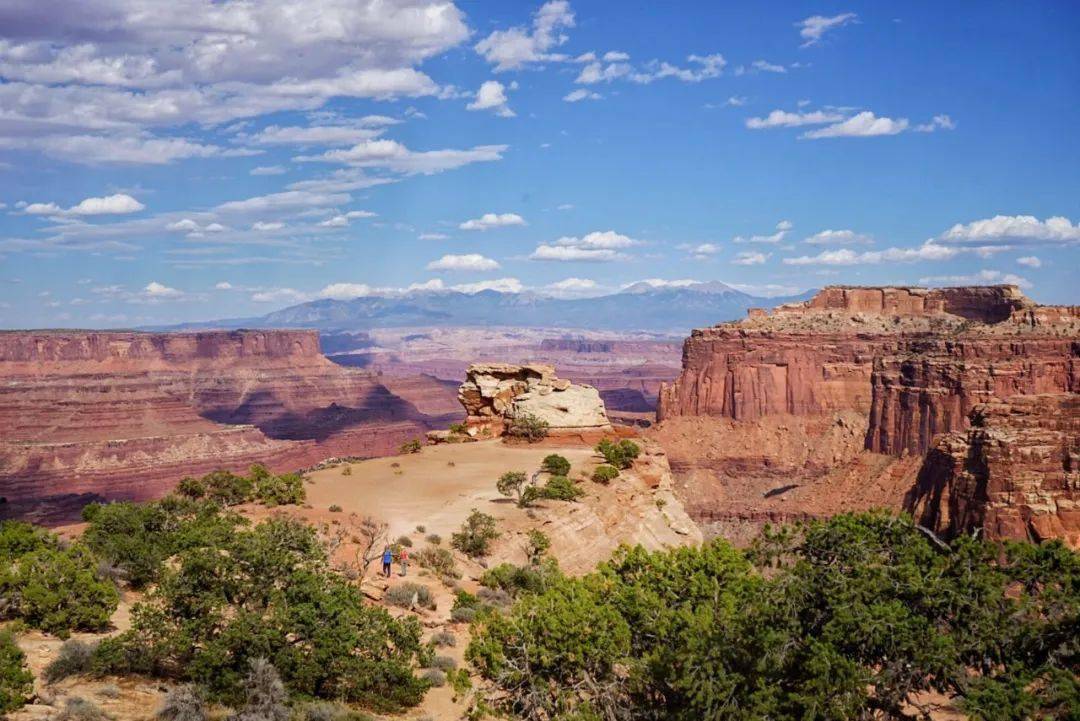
[381,545,393,578]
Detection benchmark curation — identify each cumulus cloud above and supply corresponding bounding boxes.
[1016,256,1042,268]
[804,229,873,245]
[732,251,770,265]
[252,221,285,231]
[915,114,956,133]
[475,0,575,71]
[426,253,501,271]
[798,13,858,47]
[295,139,508,175]
[451,277,524,294]
[734,220,792,244]
[684,243,720,258]
[214,281,233,290]
[937,215,1080,247]
[467,80,515,117]
[530,231,638,261]
[542,277,602,298]
[751,60,787,73]
[564,88,602,102]
[802,111,909,139]
[746,109,844,129]
[318,210,377,228]
[143,281,180,298]
[784,241,957,265]
[0,0,468,161]
[918,269,1031,289]
[250,165,286,176]
[22,193,145,217]
[459,212,526,231]
[577,54,725,86]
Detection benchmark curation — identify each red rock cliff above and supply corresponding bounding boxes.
[0,330,455,523]
[655,285,1079,544]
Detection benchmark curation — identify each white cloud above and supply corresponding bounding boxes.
[296,139,507,175]
[475,0,575,71]
[251,287,310,304]
[418,232,449,240]
[686,243,720,258]
[734,220,792,244]
[1016,256,1042,268]
[751,60,786,73]
[23,193,145,217]
[918,269,1031,289]
[215,190,349,215]
[802,111,909,139]
[746,109,844,129]
[252,221,285,231]
[784,241,957,265]
[530,245,623,262]
[724,96,747,107]
[623,278,701,290]
[915,114,956,133]
[938,215,1080,247]
[318,283,377,300]
[732,251,770,265]
[576,61,631,84]
[804,229,872,245]
[250,165,286,176]
[603,51,630,62]
[247,125,382,146]
[426,253,501,271]
[564,88,602,102]
[214,281,233,290]
[319,210,377,228]
[798,13,858,47]
[451,277,524,294]
[143,281,182,298]
[459,212,526,231]
[12,134,259,165]
[556,203,574,210]
[467,80,515,117]
[554,230,639,249]
[542,277,602,297]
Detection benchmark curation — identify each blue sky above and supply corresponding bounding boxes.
[1,0,1077,328]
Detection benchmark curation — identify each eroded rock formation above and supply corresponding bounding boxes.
[0,330,453,522]
[458,363,610,437]
[654,285,1079,545]
[908,395,1079,545]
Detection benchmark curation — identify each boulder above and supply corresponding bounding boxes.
[458,363,611,436]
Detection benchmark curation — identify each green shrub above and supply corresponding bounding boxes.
[421,668,446,687]
[0,520,55,560]
[448,423,467,435]
[200,469,254,506]
[175,476,206,499]
[595,439,640,470]
[506,413,549,442]
[541,454,571,476]
[291,701,375,721]
[399,439,423,454]
[0,544,118,636]
[329,504,343,513]
[415,525,426,534]
[591,464,620,484]
[253,472,306,506]
[90,516,428,711]
[537,475,584,502]
[0,630,33,714]
[525,529,551,565]
[496,471,529,506]
[430,655,457,671]
[44,639,97,683]
[340,465,353,476]
[425,533,442,546]
[449,607,476,624]
[384,582,436,610]
[468,512,1080,720]
[451,510,500,558]
[413,547,459,584]
[395,535,413,548]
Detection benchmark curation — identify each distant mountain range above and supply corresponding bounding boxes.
[166,282,816,334]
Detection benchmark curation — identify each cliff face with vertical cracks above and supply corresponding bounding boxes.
[654,286,1079,545]
[0,330,455,522]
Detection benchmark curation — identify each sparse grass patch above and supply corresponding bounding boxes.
[384,582,436,610]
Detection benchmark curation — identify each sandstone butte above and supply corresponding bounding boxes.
[654,285,1080,547]
[0,329,459,523]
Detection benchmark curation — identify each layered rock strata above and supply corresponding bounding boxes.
[457,363,611,437]
[655,286,1079,544]
[0,330,451,521]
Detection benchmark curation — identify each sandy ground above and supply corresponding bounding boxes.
[304,439,598,540]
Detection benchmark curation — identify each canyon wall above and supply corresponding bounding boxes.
[0,330,454,523]
[654,286,1079,544]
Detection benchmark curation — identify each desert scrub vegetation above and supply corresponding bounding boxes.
[540,453,571,476]
[506,413,549,442]
[451,510,500,558]
[495,470,529,506]
[88,514,430,711]
[467,511,1080,721]
[0,520,118,636]
[535,475,584,502]
[591,464,620,484]
[595,438,640,470]
[384,582,437,611]
[399,438,423,454]
[176,464,306,507]
[0,629,33,714]
[412,546,460,584]
[44,639,97,683]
